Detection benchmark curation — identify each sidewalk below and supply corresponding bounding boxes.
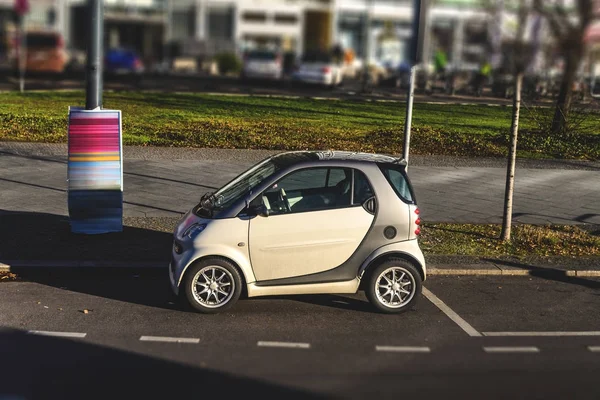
[1,142,599,276]
[2,142,599,224]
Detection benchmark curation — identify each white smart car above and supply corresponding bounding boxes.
[169,151,425,314]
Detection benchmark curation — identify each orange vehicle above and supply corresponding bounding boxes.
[21,30,69,74]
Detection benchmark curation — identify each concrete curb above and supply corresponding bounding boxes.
[0,261,167,271]
[427,266,600,278]
[2,261,599,278]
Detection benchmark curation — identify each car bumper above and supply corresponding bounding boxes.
[293,73,332,85]
[169,239,195,296]
[169,259,178,296]
[243,69,281,79]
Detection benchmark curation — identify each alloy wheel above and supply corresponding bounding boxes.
[191,266,235,308]
[374,267,416,308]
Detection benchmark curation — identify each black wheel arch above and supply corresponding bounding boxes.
[358,252,425,291]
[182,255,249,299]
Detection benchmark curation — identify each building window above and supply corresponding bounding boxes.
[242,12,267,22]
[274,14,297,24]
[209,7,234,40]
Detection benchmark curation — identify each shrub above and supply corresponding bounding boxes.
[214,52,242,75]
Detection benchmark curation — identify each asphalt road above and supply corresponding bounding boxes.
[1,271,599,399]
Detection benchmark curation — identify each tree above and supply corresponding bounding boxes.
[533,0,595,135]
[500,1,534,242]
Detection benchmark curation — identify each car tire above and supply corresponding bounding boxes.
[182,258,243,314]
[365,258,422,314]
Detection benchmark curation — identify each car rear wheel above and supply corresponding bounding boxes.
[183,258,242,314]
[365,259,421,314]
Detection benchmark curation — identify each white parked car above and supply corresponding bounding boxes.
[169,151,426,314]
[292,51,344,88]
[240,50,283,80]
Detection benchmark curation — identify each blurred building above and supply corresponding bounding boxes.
[0,0,598,76]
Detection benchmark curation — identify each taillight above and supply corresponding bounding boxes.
[414,207,421,235]
[322,66,331,73]
[57,36,64,49]
[134,58,143,69]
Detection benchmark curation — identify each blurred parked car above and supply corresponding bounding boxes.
[23,31,69,74]
[377,61,412,88]
[104,48,144,76]
[292,50,344,88]
[241,49,283,81]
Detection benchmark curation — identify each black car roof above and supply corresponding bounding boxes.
[270,151,405,168]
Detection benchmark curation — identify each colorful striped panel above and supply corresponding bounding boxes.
[67,108,123,234]
[68,109,122,191]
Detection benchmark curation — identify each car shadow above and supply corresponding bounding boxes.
[0,328,321,400]
[247,293,409,315]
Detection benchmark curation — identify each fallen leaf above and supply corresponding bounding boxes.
[43,306,48,309]
[37,301,41,304]
[58,308,63,311]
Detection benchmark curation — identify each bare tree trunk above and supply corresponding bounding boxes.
[500,72,523,242]
[551,45,583,135]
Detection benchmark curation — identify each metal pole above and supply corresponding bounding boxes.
[85,0,104,110]
[402,65,416,167]
[361,0,372,92]
[18,15,25,93]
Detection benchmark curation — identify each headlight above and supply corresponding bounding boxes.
[182,223,207,239]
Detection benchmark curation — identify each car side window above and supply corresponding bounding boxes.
[262,167,352,214]
[379,165,414,203]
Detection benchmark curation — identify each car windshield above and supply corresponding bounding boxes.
[27,34,59,49]
[195,159,279,216]
[247,51,276,60]
[301,52,332,63]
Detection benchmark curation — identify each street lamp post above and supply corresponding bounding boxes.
[85,0,104,110]
[402,0,429,168]
[68,0,123,234]
[361,0,373,92]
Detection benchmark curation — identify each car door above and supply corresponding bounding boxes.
[248,167,375,282]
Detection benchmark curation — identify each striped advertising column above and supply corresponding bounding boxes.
[67,107,123,234]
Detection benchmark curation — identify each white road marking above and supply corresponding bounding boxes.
[27,330,86,338]
[484,331,600,337]
[139,336,200,344]
[376,346,431,353]
[588,346,600,352]
[422,287,482,337]
[484,346,540,353]
[257,341,310,349]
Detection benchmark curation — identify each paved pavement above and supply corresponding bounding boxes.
[1,142,599,225]
[1,273,599,399]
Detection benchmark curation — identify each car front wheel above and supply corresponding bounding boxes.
[365,259,422,314]
[183,258,242,313]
